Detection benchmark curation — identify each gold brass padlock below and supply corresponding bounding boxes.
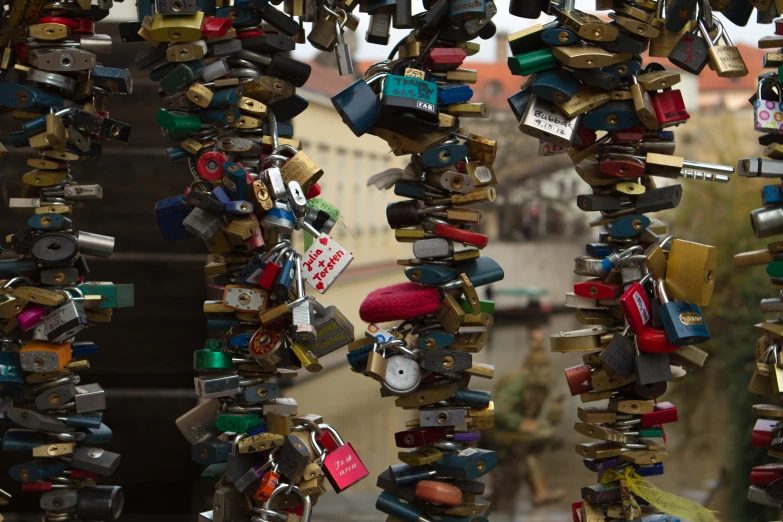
[664,238,717,306]
[149,12,204,43]
[280,151,323,192]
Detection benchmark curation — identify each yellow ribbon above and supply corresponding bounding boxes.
[600,468,720,522]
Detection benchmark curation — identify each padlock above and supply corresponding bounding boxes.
[331,77,380,137]
[312,424,369,493]
[701,19,748,77]
[382,353,421,395]
[42,290,89,343]
[657,279,711,345]
[664,238,716,306]
[519,94,580,148]
[754,78,783,134]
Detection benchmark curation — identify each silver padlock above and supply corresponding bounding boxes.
[43,289,89,343]
[77,231,115,258]
[574,255,606,277]
[213,486,244,522]
[381,342,421,396]
[366,12,391,45]
[262,484,312,522]
[183,207,222,241]
[413,238,453,259]
[420,408,467,427]
[333,8,354,76]
[291,255,316,343]
[519,94,580,148]
[74,383,107,413]
[305,302,354,357]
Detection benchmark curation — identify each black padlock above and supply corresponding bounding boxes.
[768,477,783,503]
[509,0,547,19]
[241,34,296,54]
[259,3,301,35]
[621,380,667,400]
[600,333,636,379]
[577,194,625,212]
[634,185,683,214]
[668,27,710,75]
[597,23,649,54]
[277,434,311,480]
[386,200,425,229]
[269,94,310,121]
[376,75,440,134]
[30,233,79,267]
[635,352,673,385]
[721,0,754,26]
[420,349,472,374]
[571,68,622,91]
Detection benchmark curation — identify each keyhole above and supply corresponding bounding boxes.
[48,242,61,251]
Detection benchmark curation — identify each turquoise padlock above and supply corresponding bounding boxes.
[331,78,380,137]
[406,265,457,285]
[0,351,24,393]
[582,100,640,131]
[531,68,581,103]
[607,215,650,238]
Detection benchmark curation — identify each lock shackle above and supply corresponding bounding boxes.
[294,253,306,300]
[263,484,311,522]
[261,241,288,262]
[272,144,300,158]
[267,110,279,151]
[763,343,780,364]
[189,179,212,194]
[696,19,723,47]
[656,278,670,304]
[659,234,675,250]
[412,27,444,68]
[2,277,34,289]
[384,339,416,359]
[318,423,345,446]
[758,77,782,102]
[259,154,289,170]
[365,72,386,87]
[294,416,324,436]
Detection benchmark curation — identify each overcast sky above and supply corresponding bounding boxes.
[109,0,769,62]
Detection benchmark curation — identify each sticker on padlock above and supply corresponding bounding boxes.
[302,234,353,293]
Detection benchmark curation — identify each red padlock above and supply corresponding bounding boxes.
[620,281,651,334]
[236,28,265,39]
[777,18,783,35]
[434,223,488,248]
[424,47,467,71]
[572,501,584,522]
[245,226,265,251]
[610,126,645,143]
[565,364,593,396]
[253,470,279,501]
[414,480,462,506]
[22,482,51,491]
[201,16,232,37]
[197,151,227,181]
[317,425,369,493]
[641,401,678,428]
[575,125,596,148]
[750,464,783,487]
[598,157,645,178]
[574,279,622,300]
[752,419,779,448]
[305,182,321,199]
[39,17,94,34]
[637,327,678,353]
[257,250,284,290]
[394,427,449,448]
[650,90,690,126]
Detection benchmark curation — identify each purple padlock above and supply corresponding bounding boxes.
[17,305,46,331]
[452,431,480,442]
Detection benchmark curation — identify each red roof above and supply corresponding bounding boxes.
[697,43,765,93]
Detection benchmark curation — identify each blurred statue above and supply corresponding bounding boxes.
[488,328,566,514]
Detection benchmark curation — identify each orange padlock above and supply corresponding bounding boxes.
[414,480,462,506]
[253,470,279,502]
[19,340,71,372]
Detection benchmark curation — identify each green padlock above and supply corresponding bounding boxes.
[767,261,783,278]
[200,463,227,483]
[640,427,664,438]
[215,413,264,433]
[156,109,202,133]
[193,340,233,370]
[507,49,556,77]
[79,284,134,309]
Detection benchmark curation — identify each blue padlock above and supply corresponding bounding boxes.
[199,107,240,125]
[222,161,249,201]
[454,256,504,287]
[0,84,64,110]
[608,215,650,238]
[586,243,616,258]
[216,4,261,25]
[28,213,70,230]
[155,195,192,241]
[421,143,468,167]
[449,0,485,19]
[275,251,296,297]
[22,114,48,136]
[64,412,103,429]
[209,86,244,108]
[247,423,268,436]
[228,332,253,348]
[376,491,427,522]
[635,462,664,477]
[0,258,38,278]
[582,101,640,131]
[166,146,191,161]
[603,60,642,78]
[507,87,532,120]
[406,265,457,285]
[226,201,254,215]
[72,341,99,357]
[436,448,497,479]
[418,330,455,349]
[83,423,113,444]
[658,280,711,345]
[237,255,266,284]
[541,26,577,46]
[207,317,241,330]
[8,131,30,148]
[454,388,490,408]
[9,460,68,482]
[346,342,375,371]
[2,430,44,451]
[262,121,295,138]
[531,68,580,103]
[438,84,473,104]
[394,181,429,200]
[242,382,280,402]
[762,184,783,206]
[268,94,309,121]
[0,352,24,393]
[331,79,379,137]
[192,439,232,465]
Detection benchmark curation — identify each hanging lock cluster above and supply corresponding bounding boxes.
[0,0,133,516]
[505,0,747,519]
[331,3,501,520]
[734,11,783,510]
[122,0,381,517]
